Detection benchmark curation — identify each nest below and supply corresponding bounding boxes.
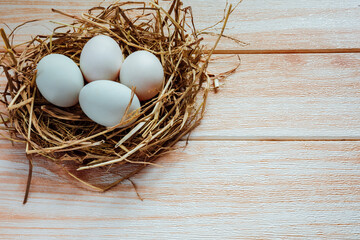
[0,0,235,202]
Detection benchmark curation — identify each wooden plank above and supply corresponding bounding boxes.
[0,0,360,50]
[210,0,360,50]
[191,53,360,140]
[0,140,359,239]
[1,53,359,140]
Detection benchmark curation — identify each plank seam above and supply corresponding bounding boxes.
[182,138,360,142]
[204,49,360,54]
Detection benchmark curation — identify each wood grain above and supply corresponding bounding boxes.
[1,0,360,239]
[0,140,359,239]
[1,0,360,50]
[1,53,360,140]
[195,53,360,139]
[1,54,359,140]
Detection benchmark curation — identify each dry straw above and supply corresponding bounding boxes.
[0,0,239,203]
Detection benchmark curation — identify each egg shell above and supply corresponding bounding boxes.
[36,54,84,107]
[120,50,164,101]
[80,35,124,82]
[79,80,141,127]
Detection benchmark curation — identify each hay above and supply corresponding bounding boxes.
[0,0,237,203]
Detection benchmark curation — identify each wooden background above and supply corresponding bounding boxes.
[1,0,360,239]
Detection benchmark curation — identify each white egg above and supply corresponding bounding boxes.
[80,35,124,82]
[36,54,84,107]
[79,80,141,127]
[119,50,164,101]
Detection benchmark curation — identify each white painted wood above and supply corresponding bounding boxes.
[0,141,359,239]
[193,53,360,139]
[0,0,360,50]
[2,54,360,140]
[0,1,359,239]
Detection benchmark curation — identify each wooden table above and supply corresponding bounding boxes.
[1,0,359,239]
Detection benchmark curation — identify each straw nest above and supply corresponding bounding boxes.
[0,0,236,201]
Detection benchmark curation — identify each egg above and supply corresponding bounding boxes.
[80,35,124,82]
[36,54,84,107]
[79,80,141,127]
[119,50,164,101]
